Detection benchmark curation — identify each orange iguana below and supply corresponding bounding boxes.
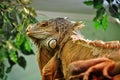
[26,18,120,80]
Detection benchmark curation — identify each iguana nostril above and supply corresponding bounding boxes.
[26,24,33,32]
[26,26,30,32]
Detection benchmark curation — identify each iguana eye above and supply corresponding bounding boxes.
[42,23,48,27]
[40,21,48,27]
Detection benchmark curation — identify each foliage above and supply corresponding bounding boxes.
[0,0,38,79]
[83,0,120,31]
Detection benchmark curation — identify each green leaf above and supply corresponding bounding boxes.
[93,0,103,9]
[23,6,37,16]
[18,56,26,69]
[9,51,18,63]
[29,15,38,23]
[3,75,8,80]
[8,56,16,69]
[94,20,101,29]
[15,33,24,47]
[3,13,13,27]
[0,13,3,26]
[0,62,4,79]
[24,38,31,52]
[94,7,105,21]
[0,48,7,61]
[20,46,34,55]
[83,1,93,6]
[20,38,34,55]
[0,3,5,8]
[18,36,34,55]
[7,51,18,73]
[6,67,12,73]
[102,15,108,31]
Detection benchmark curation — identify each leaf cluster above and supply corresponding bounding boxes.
[83,0,114,31]
[0,0,38,79]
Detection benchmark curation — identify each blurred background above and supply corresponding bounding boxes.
[0,0,120,80]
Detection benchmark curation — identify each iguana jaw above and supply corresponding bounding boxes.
[27,31,51,39]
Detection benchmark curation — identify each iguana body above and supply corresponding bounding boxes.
[60,33,120,80]
[26,18,120,80]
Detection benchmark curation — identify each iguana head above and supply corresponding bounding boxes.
[26,18,84,47]
[26,20,55,40]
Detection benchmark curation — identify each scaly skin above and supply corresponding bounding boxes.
[26,18,120,80]
[60,37,120,80]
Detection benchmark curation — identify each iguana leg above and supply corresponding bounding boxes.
[83,60,115,80]
[68,58,115,80]
[42,55,64,80]
[42,56,57,80]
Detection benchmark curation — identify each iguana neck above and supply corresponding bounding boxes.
[37,36,58,72]
[37,46,54,71]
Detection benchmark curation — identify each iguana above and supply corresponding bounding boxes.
[26,18,120,80]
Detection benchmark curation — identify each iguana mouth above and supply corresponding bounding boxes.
[26,31,51,40]
[26,31,48,35]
